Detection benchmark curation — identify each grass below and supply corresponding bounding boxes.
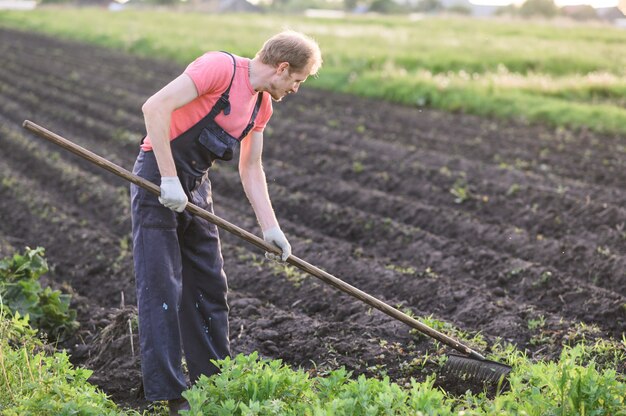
[1,8,626,135]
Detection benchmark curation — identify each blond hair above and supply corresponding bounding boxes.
[257,30,322,76]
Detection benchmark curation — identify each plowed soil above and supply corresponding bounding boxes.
[1,27,624,410]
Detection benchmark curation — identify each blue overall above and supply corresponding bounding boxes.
[130,52,263,401]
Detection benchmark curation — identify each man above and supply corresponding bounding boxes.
[130,31,322,414]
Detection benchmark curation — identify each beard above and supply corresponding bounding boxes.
[270,93,283,102]
[268,81,287,102]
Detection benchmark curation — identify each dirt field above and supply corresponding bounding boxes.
[1,27,625,410]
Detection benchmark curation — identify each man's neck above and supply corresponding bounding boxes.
[249,58,271,93]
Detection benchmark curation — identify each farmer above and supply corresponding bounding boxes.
[130,31,322,414]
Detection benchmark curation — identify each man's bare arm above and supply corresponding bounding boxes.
[142,73,199,177]
[239,131,291,261]
[238,131,279,231]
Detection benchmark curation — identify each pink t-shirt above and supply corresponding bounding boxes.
[141,52,273,151]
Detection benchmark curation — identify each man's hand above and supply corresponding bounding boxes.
[158,176,188,212]
[263,226,292,262]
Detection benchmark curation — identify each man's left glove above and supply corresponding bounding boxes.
[263,226,292,262]
[158,176,188,213]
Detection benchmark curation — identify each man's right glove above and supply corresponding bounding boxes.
[158,176,188,212]
[263,226,292,262]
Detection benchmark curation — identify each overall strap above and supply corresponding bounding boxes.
[206,51,237,118]
[238,92,264,140]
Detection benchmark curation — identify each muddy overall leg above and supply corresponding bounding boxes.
[130,150,188,401]
[178,175,230,384]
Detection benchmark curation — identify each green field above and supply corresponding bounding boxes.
[1,8,626,135]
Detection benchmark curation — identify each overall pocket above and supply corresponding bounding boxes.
[198,124,239,162]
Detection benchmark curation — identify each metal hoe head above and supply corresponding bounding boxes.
[439,353,512,396]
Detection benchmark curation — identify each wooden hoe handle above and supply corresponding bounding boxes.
[22,120,486,361]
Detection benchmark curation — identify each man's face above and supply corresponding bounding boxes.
[268,62,310,102]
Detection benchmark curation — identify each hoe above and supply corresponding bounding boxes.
[23,120,512,394]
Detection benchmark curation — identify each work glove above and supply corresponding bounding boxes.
[158,176,188,213]
[263,226,292,262]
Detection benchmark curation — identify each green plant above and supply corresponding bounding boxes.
[173,339,626,415]
[421,267,439,279]
[527,315,546,331]
[183,352,456,415]
[596,245,611,257]
[352,161,364,174]
[450,179,472,204]
[562,322,626,373]
[532,270,553,287]
[0,310,140,415]
[183,352,315,415]
[266,260,308,288]
[506,183,521,196]
[489,345,626,414]
[409,314,487,351]
[0,247,78,340]
[385,264,416,275]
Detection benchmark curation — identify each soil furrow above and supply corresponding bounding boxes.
[209,181,625,341]
[0,86,143,189]
[1,27,180,93]
[209,169,626,337]
[261,160,626,291]
[0,155,136,306]
[261,128,626,250]
[1,58,148,119]
[265,122,626,207]
[289,89,626,188]
[0,122,131,234]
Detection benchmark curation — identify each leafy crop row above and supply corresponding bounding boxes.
[2,309,623,415]
[0,247,78,340]
[0,247,140,415]
[0,248,624,414]
[0,310,139,415]
[182,346,626,415]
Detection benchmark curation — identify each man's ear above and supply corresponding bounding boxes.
[276,62,290,74]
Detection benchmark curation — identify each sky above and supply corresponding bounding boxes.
[469,0,618,7]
